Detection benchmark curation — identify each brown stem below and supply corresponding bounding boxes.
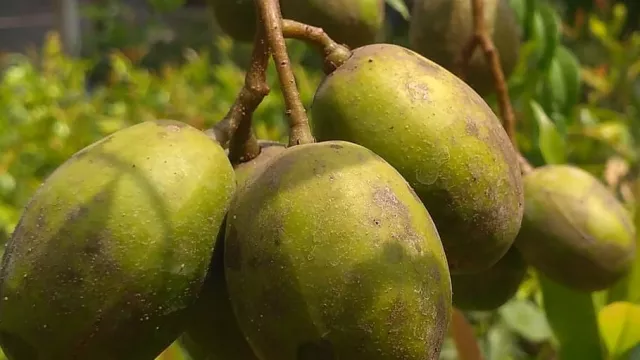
[282,19,352,74]
[456,0,530,173]
[255,0,315,146]
[450,308,485,360]
[227,20,271,165]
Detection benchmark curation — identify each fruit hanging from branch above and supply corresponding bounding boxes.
[310,43,524,274]
[0,121,236,360]
[208,0,386,48]
[408,0,522,97]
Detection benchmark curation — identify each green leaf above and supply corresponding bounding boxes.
[498,299,553,343]
[530,100,566,164]
[538,273,605,360]
[534,3,561,71]
[598,302,640,359]
[385,0,411,21]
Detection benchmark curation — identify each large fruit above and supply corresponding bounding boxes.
[208,0,385,48]
[225,140,452,360]
[183,141,286,360]
[311,43,524,274]
[408,0,522,96]
[515,165,636,292]
[0,120,236,360]
[451,247,527,311]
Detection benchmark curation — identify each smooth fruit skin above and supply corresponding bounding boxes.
[408,0,521,97]
[451,247,527,311]
[0,120,236,360]
[225,140,452,360]
[208,0,385,48]
[311,43,524,274]
[515,165,637,292]
[183,141,285,360]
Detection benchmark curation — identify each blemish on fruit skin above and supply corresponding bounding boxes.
[224,224,242,271]
[405,81,430,101]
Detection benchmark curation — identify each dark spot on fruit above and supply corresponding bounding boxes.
[465,118,480,138]
[0,331,38,360]
[329,144,343,149]
[383,242,405,264]
[225,224,242,271]
[296,339,336,360]
[373,218,381,226]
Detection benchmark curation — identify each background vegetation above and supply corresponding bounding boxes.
[1,0,640,359]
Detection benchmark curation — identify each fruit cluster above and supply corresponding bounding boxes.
[0,0,636,359]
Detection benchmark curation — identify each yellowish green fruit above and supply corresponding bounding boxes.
[208,0,385,48]
[225,140,452,360]
[183,141,286,360]
[0,120,236,360]
[408,0,522,96]
[311,44,524,274]
[451,247,527,311]
[515,165,636,292]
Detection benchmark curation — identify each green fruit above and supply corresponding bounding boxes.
[408,0,522,96]
[311,43,524,274]
[225,140,452,360]
[0,120,236,360]
[515,165,637,292]
[183,141,286,360]
[208,0,385,48]
[451,247,527,311]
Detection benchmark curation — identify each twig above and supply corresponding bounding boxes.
[456,0,533,174]
[282,19,352,73]
[255,0,315,146]
[227,19,271,165]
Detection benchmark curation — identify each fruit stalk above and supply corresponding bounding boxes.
[228,21,271,165]
[456,0,516,145]
[255,0,315,146]
[207,25,271,153]
[282,19,352,73]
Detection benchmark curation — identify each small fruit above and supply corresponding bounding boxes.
[451,247,527,311]
[408,0,522,96]
[0,120,236,360]
[225,140,452,360]
[208,0,386,48]
[183,141,286,360]
[311,43,524,274]
[515,165,636,292]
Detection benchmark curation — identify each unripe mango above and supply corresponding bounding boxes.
[225,140,452,360]
[208,0,385,49]
[451,247,527,311]
[311,44,524,274]
[183,141,285,360]
[408,0,521,96]
[515,165,636,292]
[0,120,236,360]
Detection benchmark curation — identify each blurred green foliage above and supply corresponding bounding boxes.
[2,0,640,359]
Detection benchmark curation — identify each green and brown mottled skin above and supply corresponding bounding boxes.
[408,0,521,97]
[183,141,285,360]
[310,44,524,274]
[451,247,527,311]
[515,165,637,292]
[0,120,236,360]
[208,0,385,49]
[224,140,452,360]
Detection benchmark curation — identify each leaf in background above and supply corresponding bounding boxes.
[598,302,640,359]
[538,273,605,360]
[530,100,566,164]
[385,0,411,21]
[534,3,561,72]
[554,45,582,115]
[498,299,553,343]
[450,309,484,360]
